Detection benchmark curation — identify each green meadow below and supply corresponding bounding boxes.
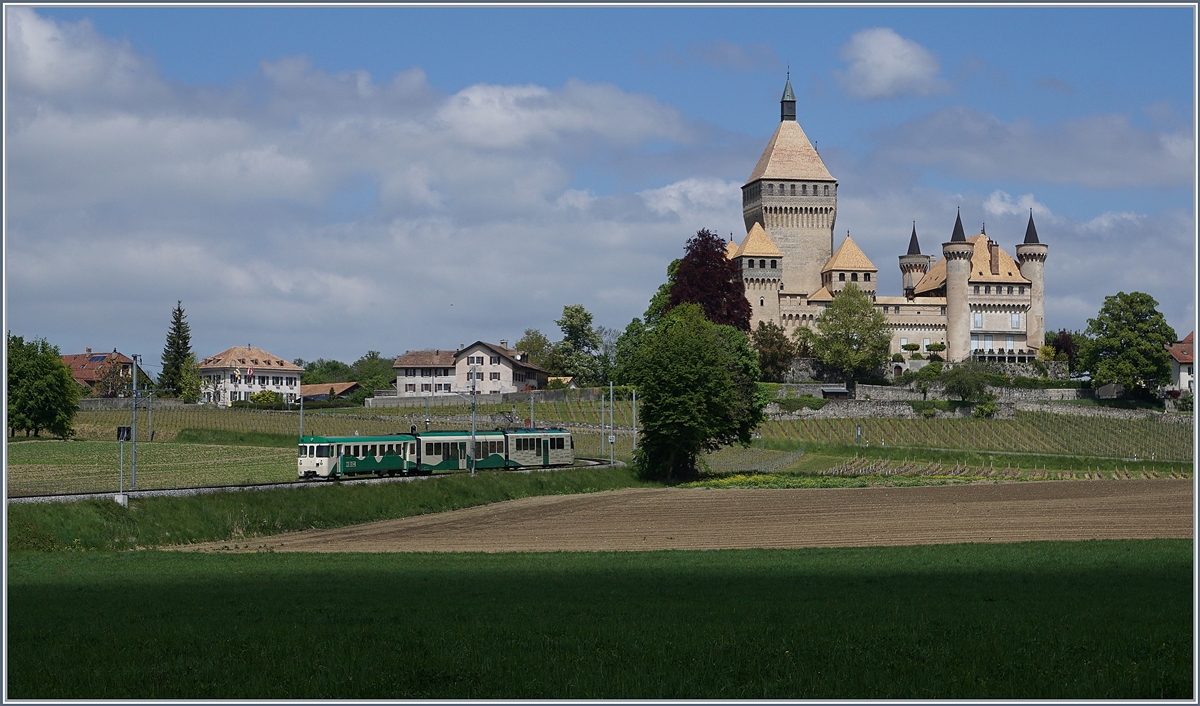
[7,541,1192,699]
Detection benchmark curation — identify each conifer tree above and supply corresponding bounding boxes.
[158,301,193,396]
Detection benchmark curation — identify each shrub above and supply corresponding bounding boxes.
[1177,393,1193,412]
[776,395,827,412]
[911,353,924,360]
[1031,359,1049,377]
[972,393,998,418]
[891,353,904,362]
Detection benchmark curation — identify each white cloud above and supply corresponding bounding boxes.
[639,178,741,217]
[982,191,1051,218]
[878,106,1195,187]
[836,28,950,99]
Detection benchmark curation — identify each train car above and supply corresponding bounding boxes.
[298,428,575,480]
[505,428,574,468]
[298,434,419,479]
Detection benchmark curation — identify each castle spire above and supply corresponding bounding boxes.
[950,208,966,242]
[906,222,921,255]
[780,74,796,122]
[1024,209,1040,244]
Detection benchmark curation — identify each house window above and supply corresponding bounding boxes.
[421,384,431,392]
[490,356,500,365]
[1011,313,1021,329]
[421,368,430,377]
[475,372,484,380]
[973,312,982,328]
[272,376,281,386]
[405,384,416,392]
[406,368,416,377]
[851,273,858,282]
[864,273,871,281]
[489,372,500,380]
[839,273,846,281]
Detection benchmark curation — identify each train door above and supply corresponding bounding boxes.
[541,436,549,466]
[458,441,467,470]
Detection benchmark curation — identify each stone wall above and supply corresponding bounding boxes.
[1016,402,1194,426]
[775,383,831,398]
[855,383,1091,403]
[767,399,1016,420]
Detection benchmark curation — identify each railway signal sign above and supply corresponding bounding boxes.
[117,426,132,441]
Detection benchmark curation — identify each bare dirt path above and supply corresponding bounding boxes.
[182,479,1194,553]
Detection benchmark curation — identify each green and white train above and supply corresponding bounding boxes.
[297,428,574,480]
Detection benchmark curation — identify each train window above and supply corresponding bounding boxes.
[316,446,331,458]
[337,445,343,456]
[410,443,417,456]
[426,443,434,455]
[298,446,307,458]
[351,445,358,456]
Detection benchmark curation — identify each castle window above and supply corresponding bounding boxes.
[759,259,766,269]
[1019,286,1025,295]
[838,273,845,281]
[851,273,858,282]
[824,185,830,195]
[984,286,991,294]
[770,260,777,269]
[971,335,979,350]
[973,312,982,328]
[900,338,908,347]
[974,285,980,294]
[790,184,795,195]
[748,259,755,268]
[1006,336,1015,351]
[864,273,871,281]
[1007,286,1013,295]
[760,298,765,307]
[801,185,807,195]
[940,306,946,315]
[1011,313,1021,329]
[768,184,774,195]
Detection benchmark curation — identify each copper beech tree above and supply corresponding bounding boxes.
[666,229,751,332]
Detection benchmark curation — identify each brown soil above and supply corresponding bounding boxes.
[183,479,1194,553]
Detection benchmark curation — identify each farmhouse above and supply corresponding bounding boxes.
[60,347,136,396]
[1166,331,1193,393]
[730,77,1047,364]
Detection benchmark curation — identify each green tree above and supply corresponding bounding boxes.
[553,305,603,385]
[643,259,680,328]
[1078,292,1176,392]
[347,351,397,404]
[515,329,555,372]
[248,390,281,406]
[177,353,202,403]
[941,361,991,403]
[7,333,80,438]
[791,326,814,358]
[750,320,796,383]
[812,284,892,381]
[625,304,765,480]
[301,358,353,385]
[157,301,193,396]
[612,318,648,385]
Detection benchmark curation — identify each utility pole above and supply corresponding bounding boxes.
[609,381,615,465]
[631,388,637,452]
[529,393,535,429]
[600,391,606,461]
[131,354,140,490]
[469,364,477,476]
[299,394,304,438]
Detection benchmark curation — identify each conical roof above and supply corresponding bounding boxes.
[1023,211,1040,244]
[906,223,921,255]
[746,120,835,183]
[734,222,783,258]
[781,77,796,102]
[950,210,966,242]
[724,237,739,260]
[821,235,877,273]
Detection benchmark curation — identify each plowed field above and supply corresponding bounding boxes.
[188,479,1193,553]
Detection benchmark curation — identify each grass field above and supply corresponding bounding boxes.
[6,466,655,551]
[7,540,1191,699]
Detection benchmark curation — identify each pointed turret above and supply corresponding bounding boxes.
[1023,210,1040,244]
[899,222,930,299]
[781,73,796,122]
[950,209,966,242]
[906,222,921,255]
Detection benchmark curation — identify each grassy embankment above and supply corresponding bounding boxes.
[8,540,1192,699]
[6,466,654,551]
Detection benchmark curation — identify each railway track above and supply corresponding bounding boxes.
[6,458,618,505]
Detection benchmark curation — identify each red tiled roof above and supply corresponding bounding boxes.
[60,350,133,387]
[457,341,548,374]
[1167,331,1193,364]
[393,350,457,368]
[199,346,302,371]
[299,382,362,398]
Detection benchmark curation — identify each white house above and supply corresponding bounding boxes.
[199,346,302,407]
[455,341,548,395]
[392,349,458,397]
[1167,332,1193,393]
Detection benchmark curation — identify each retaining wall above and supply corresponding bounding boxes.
[1016,402,1194,425]
[77,397,202,411]
[855,383,1091,403]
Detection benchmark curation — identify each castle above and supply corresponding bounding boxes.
[727,77,1048,368]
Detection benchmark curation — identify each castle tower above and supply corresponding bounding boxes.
[741,76,837,299]
[733,223,784,329]
[1014,210,1049,351]
[942,211,975,362]
[898,223,931,300]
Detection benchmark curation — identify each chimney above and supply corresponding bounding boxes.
[989,240,1000,275]
[500,339,508,350]
[86,347,91,355]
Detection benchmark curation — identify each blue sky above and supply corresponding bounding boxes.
[6,5,1195,373]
